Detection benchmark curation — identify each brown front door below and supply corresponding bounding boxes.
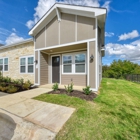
[52,56,60,83]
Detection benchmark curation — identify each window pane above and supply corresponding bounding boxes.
[63,65,71,73]
[63,56,72,64]
[4,58,8,65]
[0,65,3,71]
[76,64,85,73]
[28,57,34,64]
[20,58,26,65]
[4,65,8,71]
[0,59,3,65]
[28,65,33,73]
[20,66,26,73]
[75,54,85,63]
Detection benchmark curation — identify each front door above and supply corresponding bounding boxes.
[52,56,60,83]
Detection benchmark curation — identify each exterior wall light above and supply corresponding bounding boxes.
[34,60,38,64]
[90,55,94,61]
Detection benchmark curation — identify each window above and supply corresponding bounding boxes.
[75,54,85,73]
[0,58,8,71]
[63,55,72,73]
[4,58,8,71]
[62,52,86,74]
[28,57,34,73]
[0,59,3,71]
[20,56,34,73]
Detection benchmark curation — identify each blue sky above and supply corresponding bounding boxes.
[0,0,140,65]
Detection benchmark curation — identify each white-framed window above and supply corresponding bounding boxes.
[20,56,34,74]
[0,57,9,72]
[62,52,86,74]
[63,55,72,73]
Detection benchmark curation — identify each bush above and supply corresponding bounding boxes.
[52,83,59,91]
[0,86,8,92]
[22,81,31,90]
[83,86,92,95]
[7,86,19,93]
[65,83,73,93]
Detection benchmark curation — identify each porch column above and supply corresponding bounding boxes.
[87,41,97,91]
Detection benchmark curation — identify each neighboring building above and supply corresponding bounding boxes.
[0,3,106,91]
[0,39,34,83]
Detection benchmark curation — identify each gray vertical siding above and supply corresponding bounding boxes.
[40,52,48,85]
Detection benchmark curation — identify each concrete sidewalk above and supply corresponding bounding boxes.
[0,88,75,140]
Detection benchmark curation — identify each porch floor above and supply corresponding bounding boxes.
[39,84,85,91]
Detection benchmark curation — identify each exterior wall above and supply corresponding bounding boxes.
[98,27,102,85]
[61,75,87,86]
[77,16,95,41]
[35,13,96,49]
[46,16,59,47]
[35,28,45,49]
[89,41,96,89]
[40,52,48,85]
[0,42,34,83]
[60,13,75,44]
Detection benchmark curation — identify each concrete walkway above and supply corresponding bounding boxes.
[0,88,75,140]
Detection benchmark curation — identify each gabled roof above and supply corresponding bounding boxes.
[0,38,33,50]
[29,3,107,36]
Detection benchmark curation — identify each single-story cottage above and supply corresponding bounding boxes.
[0,3,106,91]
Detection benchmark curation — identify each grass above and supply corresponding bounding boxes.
[34,78,140,140]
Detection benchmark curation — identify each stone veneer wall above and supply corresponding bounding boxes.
[0,42,34,83]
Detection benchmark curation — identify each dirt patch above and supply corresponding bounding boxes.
[47,89,97,101]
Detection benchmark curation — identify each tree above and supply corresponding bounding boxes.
[102,60,140,79]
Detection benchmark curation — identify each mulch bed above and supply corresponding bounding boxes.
[47,89,97,101]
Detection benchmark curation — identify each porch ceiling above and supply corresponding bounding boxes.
[42,43,87,54]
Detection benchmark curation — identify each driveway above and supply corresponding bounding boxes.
[0,88,75,140]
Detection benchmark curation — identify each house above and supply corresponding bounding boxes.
[0,3,106,91]
[0,39,34,83]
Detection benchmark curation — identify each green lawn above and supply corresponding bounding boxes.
[34,78,140,140]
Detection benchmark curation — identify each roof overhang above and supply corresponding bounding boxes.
[29,3,107,36]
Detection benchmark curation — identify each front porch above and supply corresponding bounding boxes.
[39,84,85,91]
[35,41,97,91]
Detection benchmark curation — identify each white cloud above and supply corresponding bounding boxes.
[12,28,16,32]
[26,20,35,29]
[102,1,111,12]
[118,30,139,41]
[105,32,114,37]
[26,0,55,29]
[59,0,100,7]
[0,28,11,36]
[105,39,140,63]
[26,0,110,29]
[5,33,24,45]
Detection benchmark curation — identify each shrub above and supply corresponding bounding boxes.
[65,83,73,93]
[7,86,19,93]
[0,86,8,92]
[83,86,92,95]
[12,78,25,86]
[22,81,31,90]
[52,83,59,91]
[1,76,11,83]
[0,82,6,87]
